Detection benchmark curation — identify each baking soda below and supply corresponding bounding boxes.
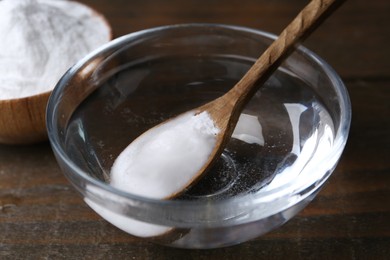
[110,111,220,199]
[0,0,110,99]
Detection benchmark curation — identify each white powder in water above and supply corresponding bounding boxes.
[0,0,111,100]
[111,111,220,199]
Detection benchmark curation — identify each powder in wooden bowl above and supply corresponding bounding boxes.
[0,0,112,100]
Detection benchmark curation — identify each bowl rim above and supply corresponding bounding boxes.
[47,23,351,224]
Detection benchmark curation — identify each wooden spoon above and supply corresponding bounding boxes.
[182,0,346,194]
[111,0,346,201]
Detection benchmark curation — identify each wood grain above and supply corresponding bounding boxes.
[1,0,389,259]
[0,92,50,144]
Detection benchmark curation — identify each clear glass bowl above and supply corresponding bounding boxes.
[46,24,351,249]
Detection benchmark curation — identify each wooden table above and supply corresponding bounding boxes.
[1,0,389,259]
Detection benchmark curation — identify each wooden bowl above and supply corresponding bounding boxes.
[0,91,50,144]
[0,1,112,145]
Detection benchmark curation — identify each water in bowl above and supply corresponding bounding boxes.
[65,55,335,201]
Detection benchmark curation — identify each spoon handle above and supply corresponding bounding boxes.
[228,0,346,104]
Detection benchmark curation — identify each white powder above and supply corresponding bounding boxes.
[84,187,172,238]
[0,0,111,99]
[111,111,220,199]
[86,197,172,237]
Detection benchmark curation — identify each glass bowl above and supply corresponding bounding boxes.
[46,24,351,249]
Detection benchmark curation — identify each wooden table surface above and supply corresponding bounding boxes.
[1,0,389,259]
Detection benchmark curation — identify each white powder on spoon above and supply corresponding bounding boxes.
[111,111,220,199]
[89,110,220,238]
[0,0,111,100]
